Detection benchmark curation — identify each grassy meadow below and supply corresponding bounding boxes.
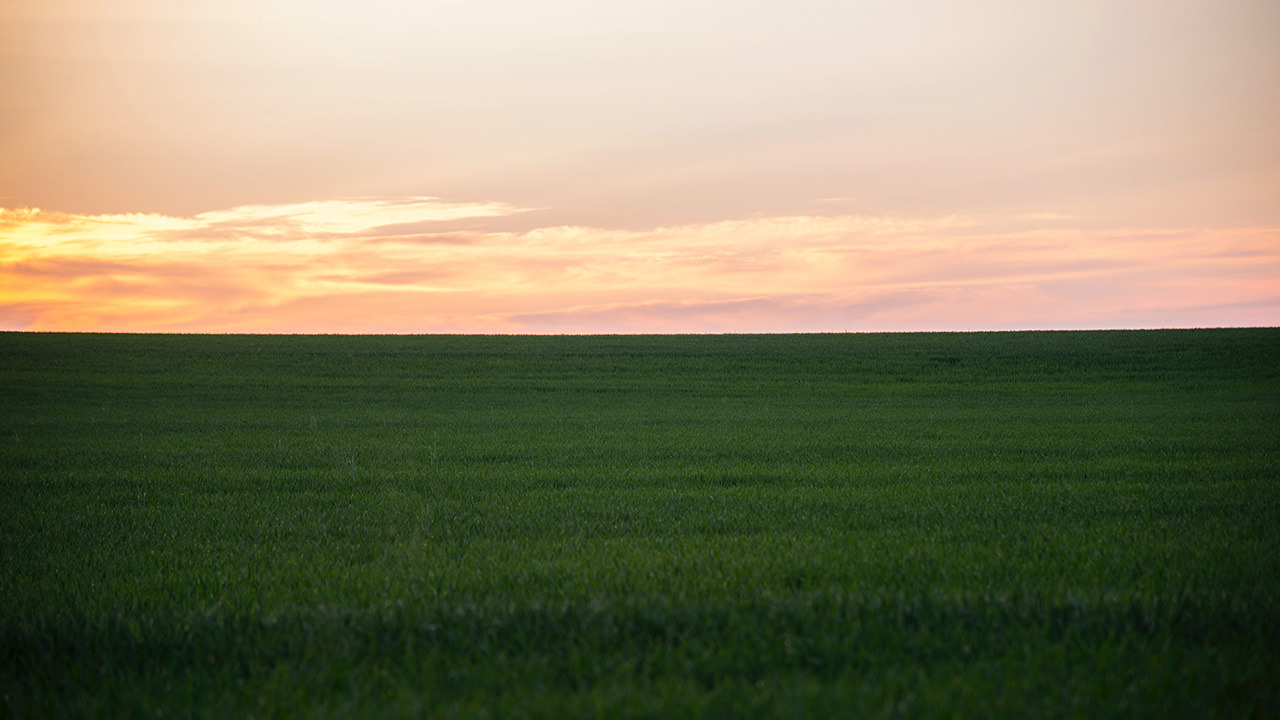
[1,330,1278,717]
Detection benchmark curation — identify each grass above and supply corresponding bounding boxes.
[1,329,1278,717]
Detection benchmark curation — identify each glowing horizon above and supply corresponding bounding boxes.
[2,1,1277,333]
[3,199,1276,333]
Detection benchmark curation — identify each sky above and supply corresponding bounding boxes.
[2,0,1277,333]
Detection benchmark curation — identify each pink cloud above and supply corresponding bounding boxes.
[1,199,1276,332]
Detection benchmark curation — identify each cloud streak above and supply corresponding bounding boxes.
[1,199,1277,333]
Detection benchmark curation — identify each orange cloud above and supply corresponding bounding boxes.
[1,200,1276,332]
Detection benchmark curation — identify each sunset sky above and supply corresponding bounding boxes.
[2,0,1277,333]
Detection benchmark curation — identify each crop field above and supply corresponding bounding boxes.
[1,330,1278,718]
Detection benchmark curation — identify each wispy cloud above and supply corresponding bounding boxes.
[1,199,1276,332]
[190,198,527,237]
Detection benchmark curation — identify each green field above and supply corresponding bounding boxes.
[2,330,1278,718]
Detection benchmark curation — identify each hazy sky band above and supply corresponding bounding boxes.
[3,202,1275,332]
[1,0,1277,332]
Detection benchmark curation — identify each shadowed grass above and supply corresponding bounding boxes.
[2,330,1278,717]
